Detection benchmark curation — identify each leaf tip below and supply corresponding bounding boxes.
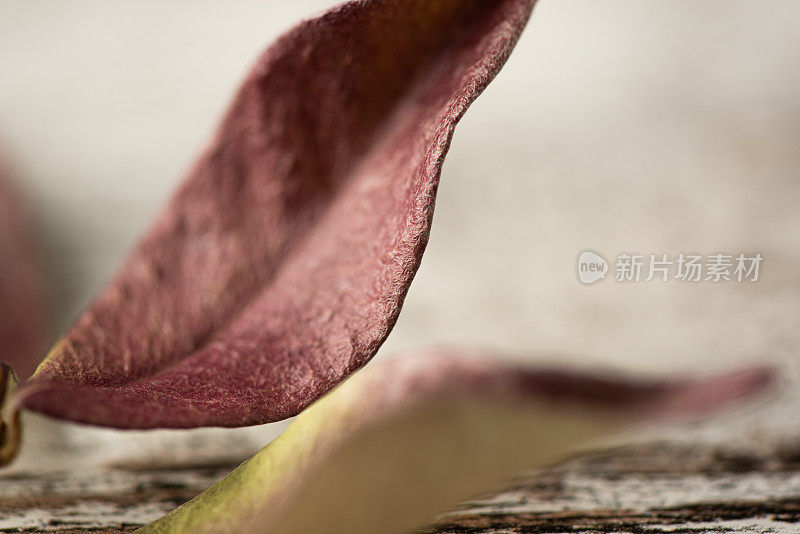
[653,364,777,420]
[0,362,22,467]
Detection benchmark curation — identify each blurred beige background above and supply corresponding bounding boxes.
[0,0,798,469]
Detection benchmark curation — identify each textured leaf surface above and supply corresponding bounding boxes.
[13,0,536,428]
[138,350,773,534]
[0,165,45,380]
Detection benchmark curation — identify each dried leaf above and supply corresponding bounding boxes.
[0,165,45,380]
[11,0,537,432]
[139,350,773,534]
[0,363,21,464]
[0,163,45,465]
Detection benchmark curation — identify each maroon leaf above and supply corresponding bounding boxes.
[12,0,537,429]
[139,349,774,534]
[0,162,45,380]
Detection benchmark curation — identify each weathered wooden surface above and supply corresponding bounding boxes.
[426,441,800,533]
[2,438,799,533]
[1,365,796,533]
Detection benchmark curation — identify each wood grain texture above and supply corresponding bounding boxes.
[2,439,798,533]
